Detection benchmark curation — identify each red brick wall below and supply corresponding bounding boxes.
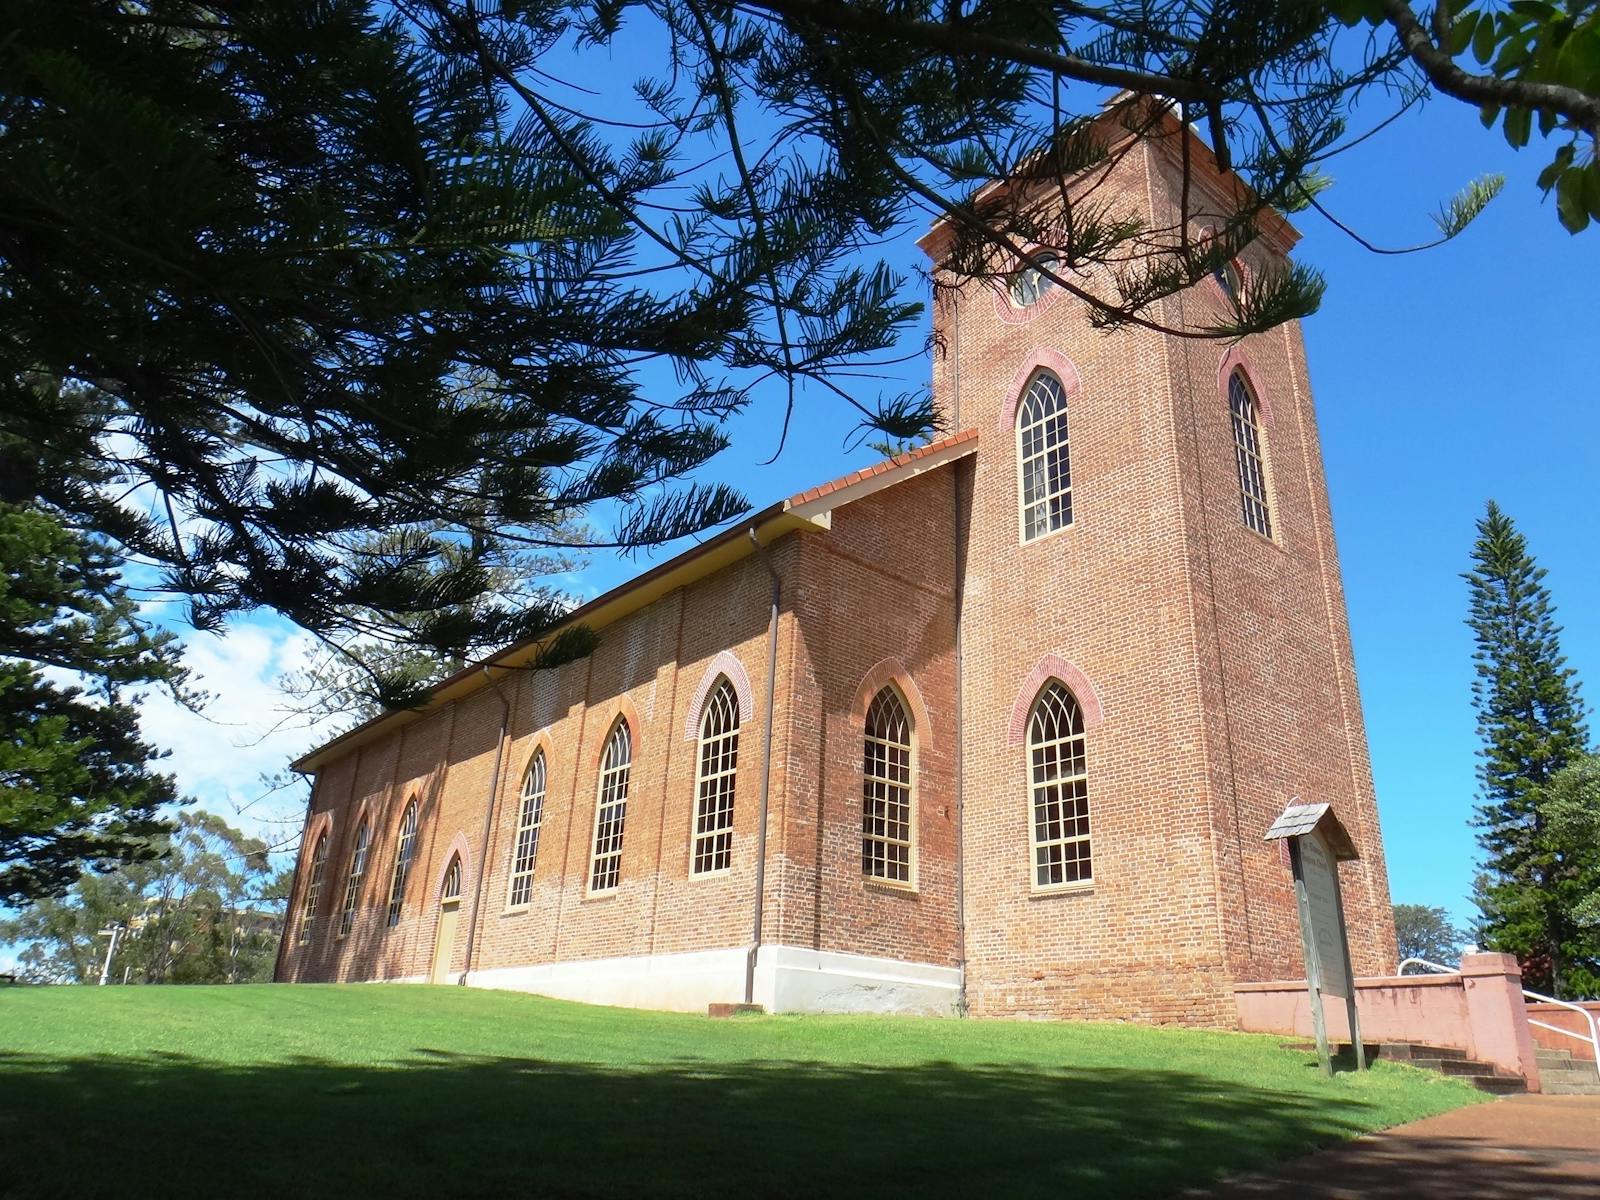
[1143,149,1396,982]
[279,135,1395,1025]
[280,546,802,985]
[776,468,962,967]
[279,466,971,991]
[933,138,1394,1023]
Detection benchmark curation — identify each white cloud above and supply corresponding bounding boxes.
[134,616,340,860]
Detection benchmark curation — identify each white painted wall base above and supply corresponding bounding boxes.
[757,945,960,1016]
[453,944,960,1016]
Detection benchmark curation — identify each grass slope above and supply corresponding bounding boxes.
[0,985,1482,1199]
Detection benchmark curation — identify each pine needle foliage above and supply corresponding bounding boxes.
[5,1,1595,719]
[2,1,918,709]
[1540,754,1600,931]
[1464,501,1600,996]
[0,481,187,904]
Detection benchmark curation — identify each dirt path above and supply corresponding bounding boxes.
[1181,1095,1600,1198]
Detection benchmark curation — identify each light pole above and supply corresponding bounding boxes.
[96,924,123,986]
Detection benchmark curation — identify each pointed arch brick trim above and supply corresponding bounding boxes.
[301,811,335,868]
[347,797,378,848]
[434,830,473,897]
[998,348,1083,433]
[1006,655,1105,746]
[514,730,556,781]
[1217,344,1274,427]
[682,651,756,741]
[1195,224,1253,310]
[854,657,932,741]
[593,696,642,767]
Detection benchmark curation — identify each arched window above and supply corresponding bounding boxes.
[1228,370,1273,538]
[297,832,329,946]
[589,719,633,892]
[337,820,370,937]
[1213,259,1241,304]
[386,800,419,927]
[1009,251,1060,308]
[1028,682,1092,889]
[441,853,462,902]
[1016,370,1072,542]
[862,686,914,884]
[507,751,547,907]
[692,678,740,875]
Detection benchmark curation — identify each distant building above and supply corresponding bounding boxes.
[276,100,1395,1024]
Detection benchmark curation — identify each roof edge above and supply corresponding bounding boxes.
[290,430,979,774]
[916,93,1299,261]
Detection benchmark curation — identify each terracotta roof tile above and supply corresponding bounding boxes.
[786,428,979,507]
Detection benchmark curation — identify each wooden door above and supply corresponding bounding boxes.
[430,899,459,984]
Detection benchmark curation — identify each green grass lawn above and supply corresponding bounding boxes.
[0,984,1483,1199]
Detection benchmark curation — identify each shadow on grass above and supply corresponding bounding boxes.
[0,1050,1416,1199]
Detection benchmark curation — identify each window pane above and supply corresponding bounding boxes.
[1017,372,1071,541]
[1229,372,1273,538]
[508,752,547,907]
[590,721,632,891]
[693,680,740,875]
[862,687,914,883]
[338,823,370,937]
[298,834,329,946]
[387,801,419,927]
[1027,683,1092,889]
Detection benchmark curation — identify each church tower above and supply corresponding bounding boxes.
[926,101,1395,1022]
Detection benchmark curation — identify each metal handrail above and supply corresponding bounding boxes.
[1522,988,1600,1081]
[1397,957,1458,975]
[1394,956,1600,1080]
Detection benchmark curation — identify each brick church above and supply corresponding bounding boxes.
[276,100,1397,1026]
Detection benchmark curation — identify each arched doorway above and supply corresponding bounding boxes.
[429,853,463,984]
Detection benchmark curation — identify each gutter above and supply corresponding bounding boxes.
[458,664,513,985]
[745,526,782,1006]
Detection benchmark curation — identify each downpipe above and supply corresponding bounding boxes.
[746,527,781,1006]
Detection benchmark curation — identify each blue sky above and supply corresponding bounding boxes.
[1292,98,1599,928]
[7,68,1594,976]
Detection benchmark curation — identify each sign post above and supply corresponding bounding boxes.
[1265,802,1364,1076]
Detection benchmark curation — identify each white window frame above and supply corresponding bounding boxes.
[1028,681,1093,893]
[506,751,547,908]
[1016,370,1073,544]
[861,685,916,888]
[297,832,329,946]
[588,719,633,894]
[691,678,740,877]
[1228,370,1274,540]
[337,821,370,938]
[386,801,418,928]
[1008,251,1060,308]
[441,854,462,902]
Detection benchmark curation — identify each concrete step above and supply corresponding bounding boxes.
[1410,1056,1508,1077]
[1406,1059,1527,1093]
[1536,1050,1577,1070]
[1279,1041,1526,1093]
[1463,1074,1529,1095]
[1539,1065,1600,1096]
[1279,1041,1468,1062]
[1363,1042,1471,1062]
